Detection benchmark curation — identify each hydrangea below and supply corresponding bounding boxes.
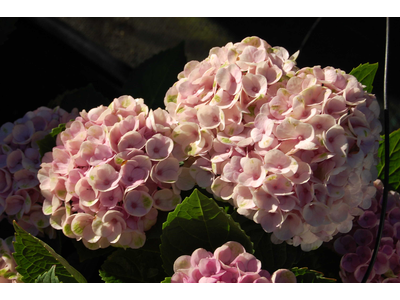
[38,96,196,250]
[0,106,78,237]
[333,180,400,283]
[170,241,296,283]
[164,36,382,251]
[0,237,20,283]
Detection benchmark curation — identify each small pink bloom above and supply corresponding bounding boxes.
[302,202,330,227]
[151,157,180,183]
[215,64,242,95]
[264,149,298,175]
[357,211,378,228]
[123,190,153,217]
[353,228,373,246]
[214,241,245,266]
[99,185,123,208]
[256,61,282,85]
[0,168,12,194]
[264,174,293,196]
[211,177,235,200]
[274,213,304,241]
[88,164,121,192]
[153,188,181,211]
[197,105,223,129]
[275,117,316,150]
[145,134,173,161]
[120,155,151,190]
[254,208,284,232]
[118,131,146,152]
[75,177,99,207]
[242,73,267,98]
[271,269,297,283]
[6,149,24,173]
[12,120,35,144]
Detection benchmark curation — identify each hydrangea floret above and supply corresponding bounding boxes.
[170,241,296,283]
[333,180,400,283]
[164,36,382,251]
[0,106,78,237]
[0,237,20,283]
[37,96,198,250]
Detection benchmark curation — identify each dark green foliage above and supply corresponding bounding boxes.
[12,221,87,283]
[160,189,253,276]
[377,129,400,192]
[100,247,165,283]
[35,265,61,283]
[291,267,336,283]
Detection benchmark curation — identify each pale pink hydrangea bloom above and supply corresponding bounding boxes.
[0,106,78,238]
[164,36,382,251]
[333,180,400,283]
[170,241,296,283]
[38,96,197,250]
[0,237,21,283]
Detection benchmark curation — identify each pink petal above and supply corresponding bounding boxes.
[123,190,153,217]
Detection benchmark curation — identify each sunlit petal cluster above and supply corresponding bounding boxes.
[38,96,193,250]
[164,36,382,250]
[0,106,78,237]
[171,241,296,283]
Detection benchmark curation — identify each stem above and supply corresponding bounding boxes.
[361,17,390,283]
[299,18,322,52]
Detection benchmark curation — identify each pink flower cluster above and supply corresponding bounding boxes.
[334,180,400,283]
[38,96,196,250]
[0,237,20,283]
[0,106,78,237]
[164,36,382,250]
[171,241,296,283]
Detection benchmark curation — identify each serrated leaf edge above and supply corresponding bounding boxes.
[160,188,254,275]
[13,221,87,283]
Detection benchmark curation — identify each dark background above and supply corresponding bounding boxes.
[0,17,399,131]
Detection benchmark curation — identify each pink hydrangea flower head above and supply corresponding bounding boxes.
[165,36,382,250]
[0,106,78,238]
[170,241,296,283]
[38,96,189,249]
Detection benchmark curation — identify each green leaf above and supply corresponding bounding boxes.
[377,129,400,192]
[122,42,187,110]
[35,265,61,283]
[160,189,253,276]
[161,277,171,283]
[36,123,66,159]
[349,62,378,93]
[12,221,87,283]
[47,84,109,112]
[100,247,166,283]
[291,267,336,283]
[98,270,124,283]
